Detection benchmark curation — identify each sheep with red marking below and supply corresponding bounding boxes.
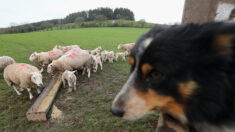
[117,43,135,52]
[62,70,77,92]
[47,49,90,74]
[0,56,15,73]
[29,48,63,66]
[4,63,43,100]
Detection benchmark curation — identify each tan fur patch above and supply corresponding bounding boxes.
[135,89,186,122]
[129,56,135,66]
[141,63,153,75]
[214,34,234,54]
[178,81,198,99]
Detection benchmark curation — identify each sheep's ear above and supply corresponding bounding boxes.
[72,70,76,74]
[213,34,235,55]
[39,68,43,73]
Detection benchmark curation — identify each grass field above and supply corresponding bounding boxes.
[0,27,159,132]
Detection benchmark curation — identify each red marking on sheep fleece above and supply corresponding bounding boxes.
[49,51,57,56]
[130,43,135,47]
[19,64,25,66]
[96,57,100,61]
[66,52,77,58]
[74,50,81,54]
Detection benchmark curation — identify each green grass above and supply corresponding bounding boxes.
[0,27,159,132]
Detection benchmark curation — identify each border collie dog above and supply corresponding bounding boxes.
[111,22,235,132]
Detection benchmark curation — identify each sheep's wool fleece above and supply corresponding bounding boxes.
[4,63,39,88]
[0,56,15,73]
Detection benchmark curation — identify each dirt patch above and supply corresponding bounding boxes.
[50,105,64,122]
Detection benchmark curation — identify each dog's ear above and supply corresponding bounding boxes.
[211,23,235,55]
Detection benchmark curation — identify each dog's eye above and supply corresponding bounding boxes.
[151,71,162,79]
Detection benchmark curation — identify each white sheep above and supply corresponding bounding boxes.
[83,54,103,77]
[101,50,108,62]
[82,55,96,78]
[115,51,129,61]
[93,55,103,72]
[90,46,102,55]
[106,51,115,63]
[62,70,77,92]
[117,43,135,52]
[29,48,63,66]
[4,63,43,100]
[0,56,15,73]
[47,49,90,74]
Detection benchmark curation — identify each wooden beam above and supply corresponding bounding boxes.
[26,73,62,122]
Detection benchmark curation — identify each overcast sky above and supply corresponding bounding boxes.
[0,0,185,28]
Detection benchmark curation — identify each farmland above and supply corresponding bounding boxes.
[0,27,159,132]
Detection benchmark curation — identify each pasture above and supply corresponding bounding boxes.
[0,27,159,131]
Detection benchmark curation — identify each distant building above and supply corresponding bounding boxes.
[182,0,235,23]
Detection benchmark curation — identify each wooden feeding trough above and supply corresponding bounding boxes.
[26,73,62,122]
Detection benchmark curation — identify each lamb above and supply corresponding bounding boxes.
[47,49,90,74]
[101,50,108,62]
[115,51,129,61]
[4,63,43,100]
[82,55,96,78]
[62,70,77,92]
[93,55,103,72]
[90,46,102,55]
[106,51,115,63]
[29,48,63,66]
[83,54,103,77]
[117,43,135,52]
[0,56,15,73]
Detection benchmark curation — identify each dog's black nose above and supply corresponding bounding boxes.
[111,108,124,117]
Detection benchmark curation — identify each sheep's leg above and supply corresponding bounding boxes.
[99,61,103,70]
[122,56,126,61]
[67,82,73,92]
[73,82,77,91]
[26,88,33,100]
[95,63,98,72]
[5,78,13,87]
[62,78,66,88]
[87,68,91,78]
[36,88,41,94]
[13,85,22,95]
[82,68,86,75]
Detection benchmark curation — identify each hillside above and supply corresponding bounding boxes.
[56,20,159,29]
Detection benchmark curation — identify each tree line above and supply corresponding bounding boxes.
[0,7,135,34]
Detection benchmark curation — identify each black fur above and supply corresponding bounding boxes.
[130,22,235,131]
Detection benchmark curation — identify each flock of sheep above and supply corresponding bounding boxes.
[0,43,134,100]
